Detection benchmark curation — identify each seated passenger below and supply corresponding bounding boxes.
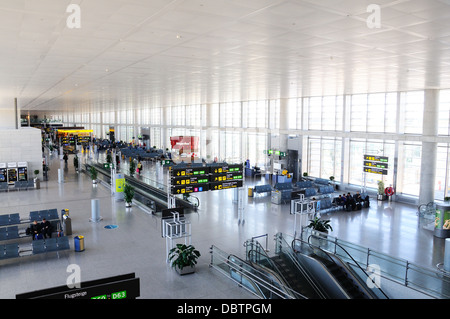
[41,218,53,239]
[30,220,42,240]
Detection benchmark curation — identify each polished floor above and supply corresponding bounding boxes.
[0,150,446,299]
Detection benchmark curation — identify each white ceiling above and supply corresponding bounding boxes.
[1,0,450,113]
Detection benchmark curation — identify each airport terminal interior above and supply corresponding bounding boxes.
[1,0,450,300]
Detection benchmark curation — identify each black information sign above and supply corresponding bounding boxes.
[363,167,388,175]
[16,273,140,299]
[363,155,389,162]
[210,171,243,182]
[171,175,210,186]
[171,184,209,195]
[171,167,210,177]
[363,154,389,175]
[363,161,389,169]
[210,164,243,174]
[210,180,243,191]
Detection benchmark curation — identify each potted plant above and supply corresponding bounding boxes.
[377,180,385,201]
[307,217,333,233]
[129,160,136,177]
[123,182,135,208]
[90,166,98,184]
[168,244,201,275]
[444,197,450,203]
[307,217,333,248]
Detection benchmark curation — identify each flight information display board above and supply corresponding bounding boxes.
[171,184,210,195]
[363,155,389,175]
[171,167,210,177]
[363,167,388,175]
[210,180,243,191]
[210,171,243,182]
[210,164,243,174]
[170,163,244,194]
[16,273,140,299]
[171,175,210,186]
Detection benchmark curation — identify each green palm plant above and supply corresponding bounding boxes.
[307,217,333,232]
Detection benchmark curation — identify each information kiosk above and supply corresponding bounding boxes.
[0,163,6,184]
[7,162,17,185]
[18,162,28,181]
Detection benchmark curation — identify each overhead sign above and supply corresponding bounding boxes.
[210,172,243,182]
[171,184,209,195]
[171,176,209,186]
[171,167,210,177]
[16,273,140,299]
[363,161,388,169]
[210,180,243,191]
[363,167,388,175]
[210,164,243,174]
[363,154,389,175]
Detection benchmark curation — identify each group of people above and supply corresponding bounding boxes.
[27,219,54,240]
[333,191,370,211]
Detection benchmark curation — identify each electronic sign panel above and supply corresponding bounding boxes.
[210,172,243,182]
[363,161,389,169]
[210,164,243,174]
[210,180,243,191]
[171,167,210,177]
[171,184,209,195]
[363,167,388,175]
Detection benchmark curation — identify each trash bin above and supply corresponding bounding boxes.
[248,187,253,197]
[74,236,85,252]
[63,215,72,236]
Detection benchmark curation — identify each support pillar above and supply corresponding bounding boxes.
[419,89,439,204]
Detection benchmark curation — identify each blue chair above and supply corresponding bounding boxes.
[32,240,45,254]
[45,238,58,252]
[4,243,19,258]
[57,236,70,250]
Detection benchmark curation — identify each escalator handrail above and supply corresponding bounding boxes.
[275,235,328,299]
[226,254,296,299]
[296,235,389,299]
[306,234,388,298]
[245,250,303,299]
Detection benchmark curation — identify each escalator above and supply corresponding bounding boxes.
[286,233,389,299]
[210,245,304,299]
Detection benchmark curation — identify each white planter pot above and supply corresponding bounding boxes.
[125,202,132,208]
[175,265,195,275]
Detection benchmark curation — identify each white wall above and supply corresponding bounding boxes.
[0,127,42,179]
[0,109,18,129]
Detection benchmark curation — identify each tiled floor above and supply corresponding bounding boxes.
[0,150,445,299]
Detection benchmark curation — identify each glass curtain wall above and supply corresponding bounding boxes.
[64,88,450,202]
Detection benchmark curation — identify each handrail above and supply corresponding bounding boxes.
[305,234,389,299]
[300,228,450,299]
[209,245,296,299]
[245,239,306,299]
[275,233,328,299]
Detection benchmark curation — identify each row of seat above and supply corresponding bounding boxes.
[0,243,20,259]
[0,181,35,192]
[30,209,59,221]
[32,237,70,254]
[318,185,335,194]
[0,214,21,226]
[0,226,20,241]
[0,237,70,260]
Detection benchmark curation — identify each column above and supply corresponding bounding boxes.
[419,89,439,204]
